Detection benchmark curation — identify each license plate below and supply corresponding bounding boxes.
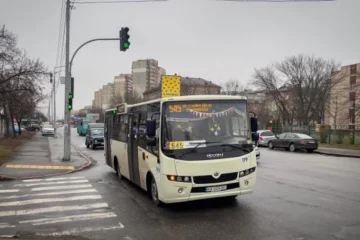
[205,185,227,192]
[309,141,315,143]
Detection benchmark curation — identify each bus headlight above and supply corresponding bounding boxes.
[167,175,191,182]
[239,167,256,178]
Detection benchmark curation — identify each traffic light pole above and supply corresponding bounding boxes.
[69,38,120,74]
[63,0,71,161]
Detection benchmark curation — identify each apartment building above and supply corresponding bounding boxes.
[157,67,166,86]
[325,63,360,127]
[114,74,133,101]
[93,89,102,109]
[101,83,114,110]
[131,59,161,96]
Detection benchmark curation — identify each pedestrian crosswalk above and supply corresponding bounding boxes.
[0,176,125,238]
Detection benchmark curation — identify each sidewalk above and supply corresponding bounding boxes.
[315,147,360,158]
[0,132,91,180]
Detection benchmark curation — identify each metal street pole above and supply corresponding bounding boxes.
[51,73,57,138]
[63,0,71,161]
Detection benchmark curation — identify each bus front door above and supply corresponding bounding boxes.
[128,114,141,186]
[104,115,111,166]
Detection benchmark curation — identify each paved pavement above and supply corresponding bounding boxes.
[315,147,360,158]
[0,128,359,239]
[0,131,90,180]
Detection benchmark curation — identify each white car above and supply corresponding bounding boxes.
[254,145,260,159]
[42,124,54,136]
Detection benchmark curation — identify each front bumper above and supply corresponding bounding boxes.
[158,172,256,204]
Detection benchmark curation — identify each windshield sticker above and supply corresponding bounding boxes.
[166,140,207,150]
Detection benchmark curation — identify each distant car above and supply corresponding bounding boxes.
[267,132,318,153]
[42,124,54,136]
[257,130,277,147]
[85,128,104,149]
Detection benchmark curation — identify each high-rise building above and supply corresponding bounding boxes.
[94,89,103,109]
[114,74,133,102]
[157,67,166,86]
[132,59,159,96]
[101,83,114,110]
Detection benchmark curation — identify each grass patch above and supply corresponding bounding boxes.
[0,132,36,165]
[319,143,360,150]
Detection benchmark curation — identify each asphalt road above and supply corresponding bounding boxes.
[0,127,359,240]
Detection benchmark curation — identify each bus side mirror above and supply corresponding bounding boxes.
[250,117,258,132]
[146,136,157,146]
[146,119,156,137]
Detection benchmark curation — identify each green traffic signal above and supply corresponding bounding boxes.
[112,110,117,114]
[68,105,72,110]
[123,42,130,49]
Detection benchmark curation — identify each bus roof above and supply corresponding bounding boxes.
[105,95,247,114]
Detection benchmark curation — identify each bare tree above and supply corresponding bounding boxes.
[126,89,143,104]
[252,55,344,125]
[221,79,244,95]
[110,94,124,108]
[0,26,47,136]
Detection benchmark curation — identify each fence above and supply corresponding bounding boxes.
[261,125,360,145]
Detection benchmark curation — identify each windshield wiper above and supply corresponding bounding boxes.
[220,143,253,153]
[178,141,218,159]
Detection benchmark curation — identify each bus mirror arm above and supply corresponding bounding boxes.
[146,136,156,147]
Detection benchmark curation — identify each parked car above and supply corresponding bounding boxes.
[267,132,318,153]
[85,128,104,149]
[256,130,277,147]
[42,124,54,136]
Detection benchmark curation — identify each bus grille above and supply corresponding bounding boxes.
[193,172,238,184]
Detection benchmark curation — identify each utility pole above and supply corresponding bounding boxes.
[63,0,71,161]
[50,73,57,138]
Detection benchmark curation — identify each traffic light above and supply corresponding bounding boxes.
[120,27,130,51]
[112,109,117,114]
[68,93,73,111]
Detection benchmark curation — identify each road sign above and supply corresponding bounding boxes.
[86,113,100,120]
[161,75,181,98]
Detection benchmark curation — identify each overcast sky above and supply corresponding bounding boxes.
[1,0,359,119]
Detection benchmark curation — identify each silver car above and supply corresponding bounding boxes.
[257,130,276,147]
[42,124,54,136]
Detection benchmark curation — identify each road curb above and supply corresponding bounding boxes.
[314,151,360,158]
[0,139,93,181]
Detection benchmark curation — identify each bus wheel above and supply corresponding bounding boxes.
[151,177,161,206]
[115,159,123,180]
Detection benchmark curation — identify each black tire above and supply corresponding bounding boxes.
[86,142,89,148]
[115,160,123,180]
[150,177,162,206]
[91,142,95,149]
[289,143,296,152]
[268,141,274,149]
[306,149,314,153]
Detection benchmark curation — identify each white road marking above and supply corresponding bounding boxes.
[0,235,16,238]
[23,176,86,182]
[0,195,102,207]
[14,179,89,187]
[0,202,109,217]
[20,212,117,226]
[35,223,125,237]
[0,189,19,193]
[0,223,15,228]
[0,189,97,200]
[31,184,92,191]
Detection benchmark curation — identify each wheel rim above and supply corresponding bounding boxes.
[151,181,158,202]
[269,143,272,148]
[290,145,295,151]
